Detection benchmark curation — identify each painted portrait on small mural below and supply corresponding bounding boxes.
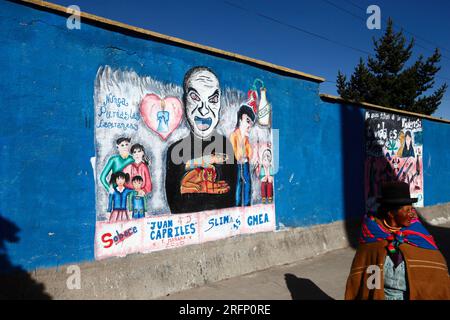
[365,111,424,212]
[93,66,276,260]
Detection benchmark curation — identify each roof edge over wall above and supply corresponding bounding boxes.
[320,94,450,124]
[15,0,326,83]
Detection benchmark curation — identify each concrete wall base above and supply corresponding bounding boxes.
[2,203,449,299]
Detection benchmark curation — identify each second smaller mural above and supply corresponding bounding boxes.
[365,111,424,212]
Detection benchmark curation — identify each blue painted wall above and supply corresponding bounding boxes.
[1,1,449,271]
[423,119,450,206]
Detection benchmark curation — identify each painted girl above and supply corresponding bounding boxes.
[259,148,274,204]
[123,143,152,194]
[107,171,133,222]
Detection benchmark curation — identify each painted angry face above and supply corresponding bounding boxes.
[184,68,220,139]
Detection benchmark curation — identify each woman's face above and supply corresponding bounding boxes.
[405,135,412,147]
[132,148,144,163]
[390,205,415,227]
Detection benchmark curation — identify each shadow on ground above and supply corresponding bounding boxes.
[284,273,334,300]
[0,215,51,300]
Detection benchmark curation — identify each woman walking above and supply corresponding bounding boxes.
[345,181,450,300]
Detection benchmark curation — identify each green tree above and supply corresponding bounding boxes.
[337,18,447,115]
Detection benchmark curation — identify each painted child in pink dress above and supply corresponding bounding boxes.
[123,144,152,195]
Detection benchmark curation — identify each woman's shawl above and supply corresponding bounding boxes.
[359,214,438,253]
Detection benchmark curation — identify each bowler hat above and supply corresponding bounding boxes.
[376,181,418,205]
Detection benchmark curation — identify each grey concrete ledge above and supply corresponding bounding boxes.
[2,202,449,299]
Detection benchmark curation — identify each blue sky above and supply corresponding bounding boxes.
[51,0,450,119]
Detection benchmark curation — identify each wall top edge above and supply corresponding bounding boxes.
[15,0,326,83]
[320,93,450,124]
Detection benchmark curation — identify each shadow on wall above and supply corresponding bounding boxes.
[0,215,51,300]
[284,273,334,300]
[340,104,366,248]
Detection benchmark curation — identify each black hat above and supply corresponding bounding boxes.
[376,181,418,205]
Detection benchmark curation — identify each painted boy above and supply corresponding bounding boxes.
[230,105,256,206]
[127,175,148,219]
[100,137,135,193]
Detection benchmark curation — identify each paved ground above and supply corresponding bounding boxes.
[161,247,355,300]
[160,222,450,300]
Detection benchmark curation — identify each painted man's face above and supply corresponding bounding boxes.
[239,114,254,137]
[117,141,130,156]
[184,69,220,139]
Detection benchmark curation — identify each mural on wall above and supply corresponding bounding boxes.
[365,111,424,212]
[94,66,276,260]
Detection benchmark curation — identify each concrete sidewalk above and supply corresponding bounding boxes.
[161,221,450,300]
[161,247,355,300]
